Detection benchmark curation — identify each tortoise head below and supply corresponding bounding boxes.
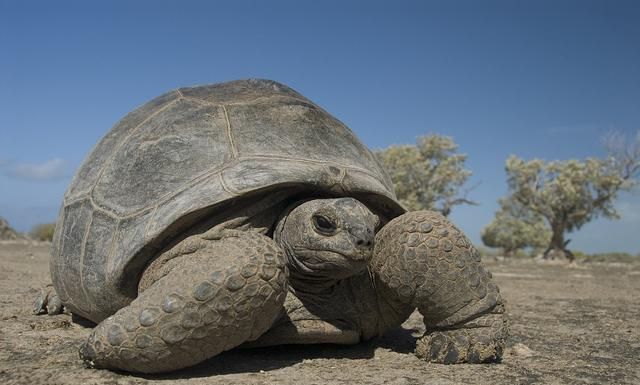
[275,198,379,281]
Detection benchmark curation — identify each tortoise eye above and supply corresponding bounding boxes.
[312,215,336,235]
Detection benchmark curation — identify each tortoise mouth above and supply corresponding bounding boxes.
[289,247,370,279]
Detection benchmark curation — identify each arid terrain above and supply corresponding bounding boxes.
[1,241,639,385]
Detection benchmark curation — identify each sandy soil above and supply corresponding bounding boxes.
[1,241,639,385]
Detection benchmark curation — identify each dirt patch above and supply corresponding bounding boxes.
[1,242,638,384]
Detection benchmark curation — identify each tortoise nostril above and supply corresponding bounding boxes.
[356,238,372,248]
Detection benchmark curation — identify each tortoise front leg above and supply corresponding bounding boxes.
[33,284,64,315]
[80,231,288,373]
[371,211,508,364]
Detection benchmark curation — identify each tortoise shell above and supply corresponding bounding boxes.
[50,79,403,321]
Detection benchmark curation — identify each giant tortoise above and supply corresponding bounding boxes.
[35,79,507,373]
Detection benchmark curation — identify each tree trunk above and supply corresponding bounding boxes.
[544,224,574,262]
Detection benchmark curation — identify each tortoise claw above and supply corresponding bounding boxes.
[33,285,64,315]
[46,293,63,314]
[416,324,506,364]
[416,305,508,364]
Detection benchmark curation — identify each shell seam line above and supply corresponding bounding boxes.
[219,173,238,195]
[76,156,385,221]
[221,104,238,159]
[177,94,313,109]
[88,94,182,205]
[105,219,121,283]
[143,205,159,243]
[78,206,94,314]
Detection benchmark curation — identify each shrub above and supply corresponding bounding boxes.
[30,223,56,242]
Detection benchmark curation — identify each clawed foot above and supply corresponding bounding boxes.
[415,310,507,364]
[33,285,64,315]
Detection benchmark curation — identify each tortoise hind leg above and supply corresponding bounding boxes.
[80,231,288,373]
[371,211,508,364]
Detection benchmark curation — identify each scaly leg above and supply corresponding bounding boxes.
[371,211,508,364]
[80,230,288,373]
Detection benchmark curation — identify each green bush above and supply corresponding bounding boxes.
[30,223,56,242]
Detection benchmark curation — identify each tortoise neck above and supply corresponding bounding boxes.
[282,247,341,295]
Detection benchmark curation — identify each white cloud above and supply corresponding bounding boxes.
[5,158,69,181]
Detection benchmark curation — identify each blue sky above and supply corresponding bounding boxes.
[1,0,639,253]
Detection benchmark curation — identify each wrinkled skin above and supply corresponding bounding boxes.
[275,198,379,281]
[36,197,507,373]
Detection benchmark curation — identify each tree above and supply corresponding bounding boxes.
[481,198,551,256]
[503,131,639,260]
[376,134,476,216]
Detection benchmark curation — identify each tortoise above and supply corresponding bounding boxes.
[35,79,507,373]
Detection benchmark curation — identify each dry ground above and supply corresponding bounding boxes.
[1,242,639,385]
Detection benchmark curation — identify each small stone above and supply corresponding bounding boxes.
[139,308,161,327]
[512,342,536,357]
